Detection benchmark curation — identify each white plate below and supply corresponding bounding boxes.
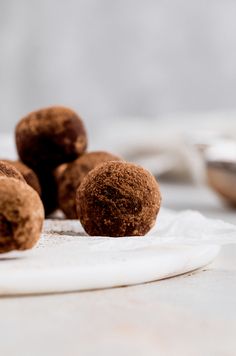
[0,216,220,295]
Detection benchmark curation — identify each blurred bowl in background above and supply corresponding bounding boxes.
[205,141,236,207]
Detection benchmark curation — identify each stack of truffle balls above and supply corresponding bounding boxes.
[0,106,162,253]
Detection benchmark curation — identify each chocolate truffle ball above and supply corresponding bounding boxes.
[0,161,25,183]
[15,106,88,170]
[3,160,41,196]
[0,177,44,253]
[76,161,161,237]
[56,151,122,219]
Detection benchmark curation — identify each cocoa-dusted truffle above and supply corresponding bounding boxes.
[56,151,122,219]
[15,106,88,170]
[0,161,25,182]
[3,160,41,196]
[0,177,44,253]
[76,161,161,237]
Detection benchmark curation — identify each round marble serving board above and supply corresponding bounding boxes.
[0,217,220,296]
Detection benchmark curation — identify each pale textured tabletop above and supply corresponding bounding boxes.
[0,183,235,356]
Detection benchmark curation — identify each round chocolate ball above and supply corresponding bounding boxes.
[3,160,41,196]
[76,161,161,237]
[15,106,88,170]
[0,161,25,182]
[0,177,44,253]
[56,151,122,219]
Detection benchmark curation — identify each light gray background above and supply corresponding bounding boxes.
[1,0,236,133]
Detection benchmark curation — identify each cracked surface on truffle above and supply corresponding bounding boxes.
[15,106,88,169]
[0,161,25,183]
[0,177,44,253]
[56,151,122,219]
[76,161,162,237]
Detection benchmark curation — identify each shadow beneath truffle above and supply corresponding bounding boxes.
[0,257,24,261]
[43,231,87,237]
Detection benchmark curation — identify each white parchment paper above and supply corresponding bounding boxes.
[42,208,236,250]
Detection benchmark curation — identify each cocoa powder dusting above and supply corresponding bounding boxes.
[0,177,44,253]
[0,161,26,183]
[15,106,88,170]
[76,161,161,237]
[56,151,122,219]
